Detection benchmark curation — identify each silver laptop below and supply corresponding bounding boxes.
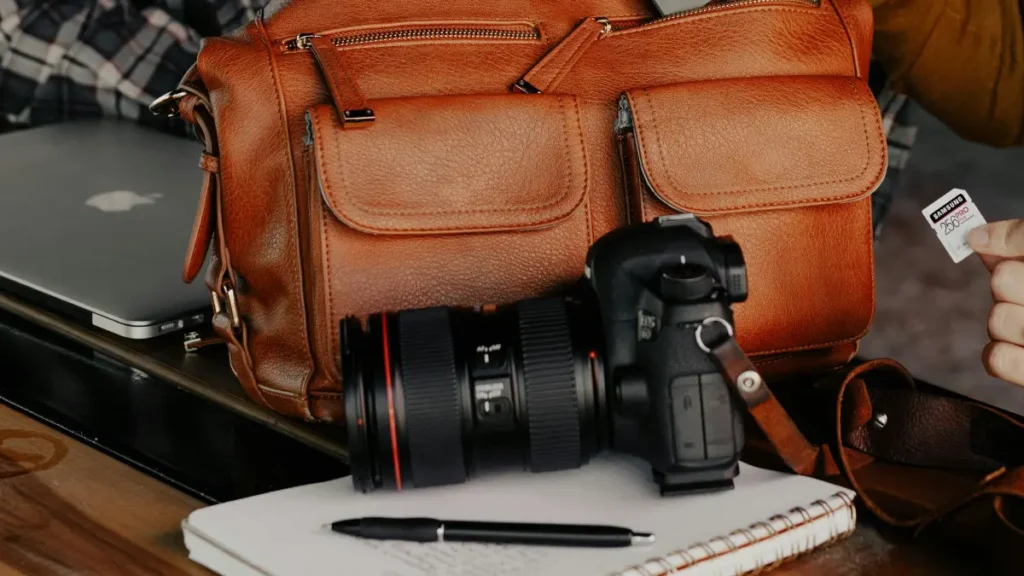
[0,120,211,339]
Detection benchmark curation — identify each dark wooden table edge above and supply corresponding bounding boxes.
[0,292,348,462]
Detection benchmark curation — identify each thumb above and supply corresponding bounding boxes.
[968,219,1024,270]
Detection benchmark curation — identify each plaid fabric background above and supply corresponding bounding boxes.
[0,0,267,134]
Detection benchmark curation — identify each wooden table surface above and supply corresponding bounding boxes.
[0,404,209,576]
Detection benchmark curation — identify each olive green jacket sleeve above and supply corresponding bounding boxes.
[870,0,1024,147]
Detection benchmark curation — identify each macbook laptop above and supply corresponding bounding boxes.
[0,120,212,339]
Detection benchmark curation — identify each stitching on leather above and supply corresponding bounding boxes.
[313,109,341,382]
[333,98,575,217]
[308,390,345,398]
[827,0,862,77]
[319,98,588,232]
[752,343,856,366]
[307,151,343,389]
[758,335,862,357]
[257,385,301,398]
[528,26,582,86]
[859,197,877,338]
[643,78,868,194]
[609,5,823,38]
[572,96,593,245]
[543,25,596,91]
[324,199,340,391]
[637,79,880,211]
[743,201,876,357]
[255,16,314,412]
[638,153,648,222]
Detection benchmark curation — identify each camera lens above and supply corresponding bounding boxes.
[343,298,606,492]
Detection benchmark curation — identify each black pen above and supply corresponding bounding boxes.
[330,517,655,548]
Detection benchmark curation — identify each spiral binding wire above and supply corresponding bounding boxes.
[612,492,857,576]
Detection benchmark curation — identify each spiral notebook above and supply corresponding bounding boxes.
[183,455,856,576]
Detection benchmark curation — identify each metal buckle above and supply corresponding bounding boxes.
[223,285,241,330]
[184,331,225,353]
[512,79,542,94]
[210,290,224,316]
[342,108,376,125]
[184,331,203,353]
[149,90,186,118]
[210,285,241,331]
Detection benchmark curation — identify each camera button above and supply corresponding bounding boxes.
[701,374,737,459]
[670,376,705,462]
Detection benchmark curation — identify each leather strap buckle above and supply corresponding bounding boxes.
[342,108,376,125]
[150,90,187,118]
[210,284,241,331]
[184,331,225,353]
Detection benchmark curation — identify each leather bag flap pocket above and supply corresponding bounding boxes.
[623,75,887,214]
[308,93,589,234]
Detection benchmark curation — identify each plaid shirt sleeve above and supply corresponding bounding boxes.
[0,0,266,134]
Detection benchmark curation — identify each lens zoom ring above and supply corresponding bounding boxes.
[398,309,467,488]
[518,299,581,472]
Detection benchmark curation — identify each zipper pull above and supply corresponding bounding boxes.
[286,32,320,51]
[513,17,612,94]
[306,35,375,127]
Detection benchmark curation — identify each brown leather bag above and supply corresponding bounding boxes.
[154,0,887,423]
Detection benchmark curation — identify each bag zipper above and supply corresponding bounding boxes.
[607,0,819,32]
[283,23,541,52]
[515,0,818,92]
[616,94,678,213]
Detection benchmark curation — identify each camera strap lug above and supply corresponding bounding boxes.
[695,317,820,475]
[694,318,768,407]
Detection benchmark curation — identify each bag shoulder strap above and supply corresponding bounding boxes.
[751,357,1024,536]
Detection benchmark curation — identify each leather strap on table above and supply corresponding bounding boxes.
[783,358,1024,536]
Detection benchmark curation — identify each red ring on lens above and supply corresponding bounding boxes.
[381,316,402,490]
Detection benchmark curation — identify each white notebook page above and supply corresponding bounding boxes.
[184,454,854,576]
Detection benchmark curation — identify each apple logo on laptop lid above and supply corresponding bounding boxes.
[85,190,163,213]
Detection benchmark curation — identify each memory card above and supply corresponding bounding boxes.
[921,189,987,263]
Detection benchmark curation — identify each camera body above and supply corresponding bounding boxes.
[343,215,750,495]
[586,214,748,494]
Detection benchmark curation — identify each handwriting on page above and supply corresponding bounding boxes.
[363,539,549,576]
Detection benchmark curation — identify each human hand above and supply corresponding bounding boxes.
[967,220,1024,386]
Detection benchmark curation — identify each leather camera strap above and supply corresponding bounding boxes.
[752,358,1024,536]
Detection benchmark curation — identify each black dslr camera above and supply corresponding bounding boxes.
[342,215,750,495]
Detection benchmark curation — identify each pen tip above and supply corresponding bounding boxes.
[330,519,361,536]
[632,533,656,546]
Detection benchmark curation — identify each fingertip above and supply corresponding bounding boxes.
[967,226,990,251]
[983,341,1024,387]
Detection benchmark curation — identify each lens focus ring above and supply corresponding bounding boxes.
[517,299,581,472]
[398,308,467,488]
